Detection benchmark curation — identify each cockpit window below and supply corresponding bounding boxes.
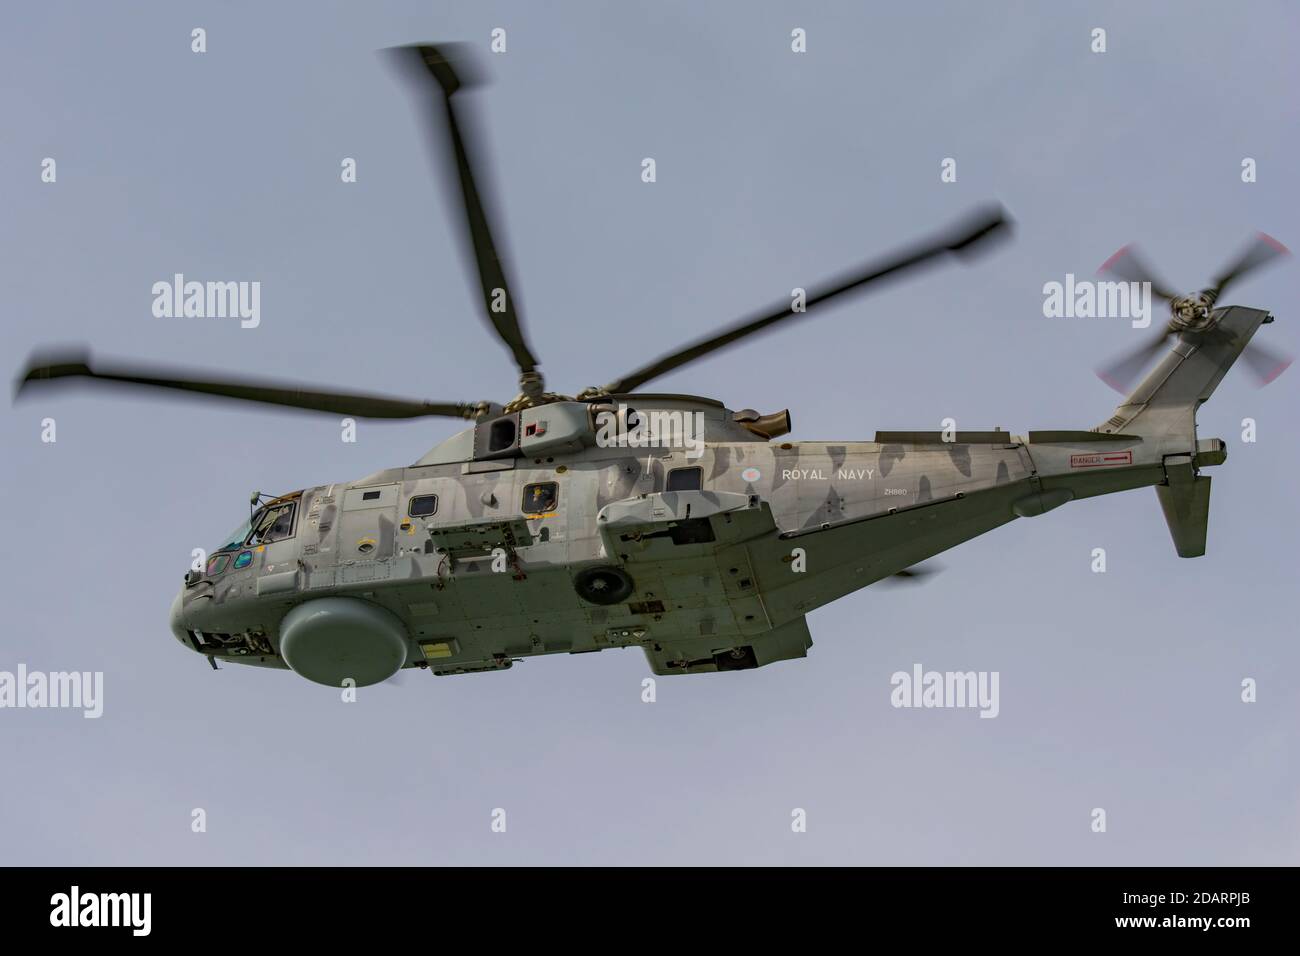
[246,501,297,546]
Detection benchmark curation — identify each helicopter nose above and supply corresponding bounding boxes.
[169,589,189,645]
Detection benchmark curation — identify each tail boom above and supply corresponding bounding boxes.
[1024,306,1271,556]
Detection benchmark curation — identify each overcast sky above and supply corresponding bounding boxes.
[2,0,1298,865]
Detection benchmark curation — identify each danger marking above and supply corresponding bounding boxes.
[1070,451,1132,468]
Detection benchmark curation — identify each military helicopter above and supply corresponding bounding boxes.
[16,45,1289,687]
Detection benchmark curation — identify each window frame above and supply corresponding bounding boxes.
[245,500,297,547]
[521,481,560,515]
[666,466,704,492]
[407,494,439,518]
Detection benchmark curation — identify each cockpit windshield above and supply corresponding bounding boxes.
[215,518,252,553]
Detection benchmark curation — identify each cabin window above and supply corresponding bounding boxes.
[408,494,439,517]
[522,482,559,515]
[666,466,703,492]
[246,501,296,546]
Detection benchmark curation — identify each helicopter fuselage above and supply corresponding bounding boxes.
[167,371,1231,686]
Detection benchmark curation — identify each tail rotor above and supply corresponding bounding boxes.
[1095,233,1291,392]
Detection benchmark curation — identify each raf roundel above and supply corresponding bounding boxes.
[741,467,761,483]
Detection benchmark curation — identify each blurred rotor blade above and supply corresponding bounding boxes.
[1238,340,1294,387]
[879,562,943,587]
[600,204,1013,394]
[1095,331,1172,393]
[1097,245,1179,302]
[1210,232,1289,299]
[388,43,540,379]
[16,348,486,419]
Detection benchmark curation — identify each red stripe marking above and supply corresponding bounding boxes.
[1096,369,1127,393]
[1260,357,1293,385]
[1098,244,1132,274]
[1257,232,1290,255]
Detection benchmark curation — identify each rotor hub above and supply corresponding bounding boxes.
[502,389,573,414]
[518,370,545,399]
[1169,291,1217,332]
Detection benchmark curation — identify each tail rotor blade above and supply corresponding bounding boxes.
[1095,331,1172,393]
[1210,232,1290,299]
[1238,340,1294,387]
[1098,245,1178,302]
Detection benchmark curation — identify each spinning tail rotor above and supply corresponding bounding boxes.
[1096,233,1291,392]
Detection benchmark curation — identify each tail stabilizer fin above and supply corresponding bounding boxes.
[1095,306,1271,451]
[1155,457,1212,557]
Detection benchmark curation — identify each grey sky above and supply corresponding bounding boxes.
[2,1,1297,865]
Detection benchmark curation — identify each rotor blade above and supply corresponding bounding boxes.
[879,562,943,587]
[1095,331,1171,393]
[601,204,1013,394]
[1238,340,1293,387]
[388,43,539,377]
[1210,232,1289,299]
[1097,245,1178,302]
[15,349,486,419]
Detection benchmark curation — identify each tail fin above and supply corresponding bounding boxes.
[1094,306,1272,450]
[1095,306,1272,557]
[1155,465,1212,557]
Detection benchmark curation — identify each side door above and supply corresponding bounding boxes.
[518,470,569,564]
[338,484,401,566]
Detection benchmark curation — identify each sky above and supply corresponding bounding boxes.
[1,0,1298,865]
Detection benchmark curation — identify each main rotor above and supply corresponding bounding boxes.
[16,43,1012,422]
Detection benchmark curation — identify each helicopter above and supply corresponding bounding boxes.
[16,44,1290,687]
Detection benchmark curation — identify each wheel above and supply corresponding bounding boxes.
[714,646,757,671]
[573,566,635,606]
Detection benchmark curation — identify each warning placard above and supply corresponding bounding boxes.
[1070,450,1133,468]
